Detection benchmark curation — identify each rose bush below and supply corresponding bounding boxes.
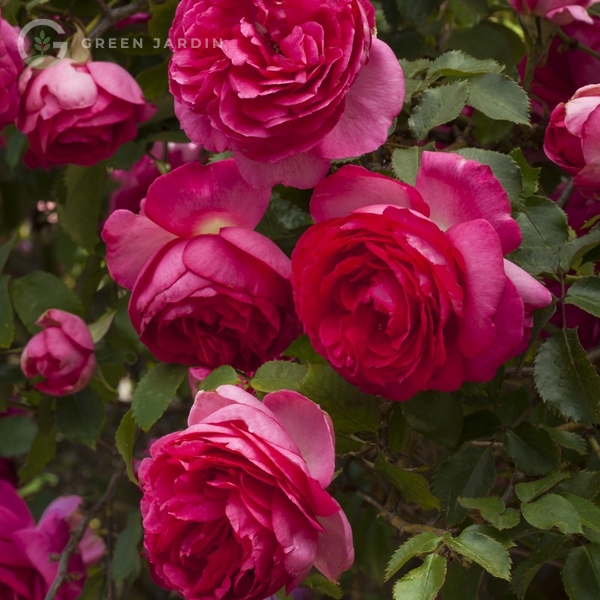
[17,58,155,168]
[139,384,353,600]
[0,12,22,134]
[0,481,104,600]
[292,152,552,401]
[168,0,404,188]
[509,0,600,23]
[102,159,300,370]
[545,84,600,198]
[20,309,96,396]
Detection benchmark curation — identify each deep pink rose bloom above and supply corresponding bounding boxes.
[0,482,104,600]
[102,159,300,370]
[291,152,552,401]
[509,0,600,23]
[20,309,96,396]
[525,18,600,115]
[545,84,600,198]
[168,0,405,189]
[139,385,353,600]
[17,59,155,168]
[109,142,203,215]
[0,12,23,132]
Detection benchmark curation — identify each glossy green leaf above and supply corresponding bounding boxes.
[467,73,529,124]
[427,50,502,78]
[534,329,600,424]
[521,494,582,534]
[392,554,447,600]
[458,496,520,530]
[197,366,240,392]
[386,532,443,581]
[132,363,188,431]
[251,361,308,393]
[445,530,511,580]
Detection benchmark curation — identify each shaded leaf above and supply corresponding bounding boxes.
[458,496,520,530]
[386,532,443,581]
[55,389,106,449]
[392,554,447,600]
[562,544,600,600]
[0,415,38,457]
[565,276,600,318]
[112,510,142,582]
[521,494,582,534]
[115,410,138,485]
[515,472,570,503]
[504,423,560,475]
[0,275,14,348]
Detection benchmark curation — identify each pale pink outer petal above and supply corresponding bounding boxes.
[503,259,553,311]
[86,61,147,105]
[415,152,522,254]
[564,96,600,136]
[234,150,331,190]
[310,165,429,222]
[38,59,98,111]
[580,104,600,164]
[263,390,336,489]
[447,219,507,357]
[547,4,595,23]
[313,510,354,582]
[143,160,271,237]
[317,38,405,159]
[101,210,176,290]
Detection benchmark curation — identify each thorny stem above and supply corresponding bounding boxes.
[556,178,575,209]
[556,28,600,61]
[43,463,125,600]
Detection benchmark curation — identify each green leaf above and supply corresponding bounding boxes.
[0,234,16,274]
[467,73,529,124]
[562,494,600,540]
[509,196,569,276]
[283,334,325,364]
[389,404,409,454]
[391,146,431,186]
[392,554,447,600]
[0,415,38,457]
[454,148,522,209]
[116,410,138,485]
[459,410,502,444]
[445,530,511,580]
[562,544,600,600]
[472,111,514,145]
[556,471,600,501]
[299,363,380,434]
[504,423,559,476]
[10,272,83,333]
[112,510,142,582]
[510,148,540,198]
[88,310,115,344]
[432,447,496,525]
[56,162,107,252]
[512,535,566,599]
[136,60,169,101]
[0,276,14,349]
[403,391,463,449]
[197,365,240,392]
[107,140,147,170]
[522,494,582,534]
[131,363,188,431]
[19,428,57,483]
[148,0,179,41]
[442,563,483,600]
[565,276,600,318]
[375,453,441,511]
[251,361,308,393]
[534,329,600,424]
[55,389,106,449]
[515,472,570,503]
[560,226,600,270]
[427,50,502,78]
[541,426,587,455]
[458,496,520,530]
[302,574,343,599]
[386,532,443,581]
[408,81,470,141]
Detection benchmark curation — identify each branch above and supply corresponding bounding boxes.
[556,28,600,62]
[88,0,149,40]
[43,463,125,600]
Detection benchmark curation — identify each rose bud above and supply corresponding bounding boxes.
[168,0,405,188]
[291,153,552,401]
[20,309,96,396]
[545,84,600,198]
[139,385,353,600]
[17,58,155,168]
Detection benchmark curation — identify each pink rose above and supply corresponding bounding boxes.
[545,84,600,198]
[139,385,353,600]
[20,309,96,396]
[509,0,600,23]
[291,153,552,401]
[168,0,405,189]
[108,142,204,215]
[17,59,155,168]
[102,159,300,370]
[524,17,600,114]
[0,12,23,132]
[0,481,104,600]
